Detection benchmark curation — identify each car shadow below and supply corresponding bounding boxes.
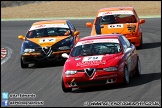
[29,59,66,68]
[72,72,161,93]
[137,42,161,50]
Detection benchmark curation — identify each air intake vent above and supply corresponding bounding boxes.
[112,32,119,34]
[127,25,136,32]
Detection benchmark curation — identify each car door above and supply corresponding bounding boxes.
[122,36,137,72]
[119,36,132,73]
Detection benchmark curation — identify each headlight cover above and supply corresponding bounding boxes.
[24,49,35,53]
[103,66,118,71]
[65,70,77,75]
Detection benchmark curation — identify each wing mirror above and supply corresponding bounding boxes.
[62,53,69,58]
[139,19,145,24]
[74,31,80,36]
[18,35,25,40]
[125,48,132,53]
[86,22,93,27]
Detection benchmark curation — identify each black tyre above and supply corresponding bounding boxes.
[134,58,141,77]
[123,66,130,85]
[62,79,72,92]
[21,57,28,68]
[137,36,143,49]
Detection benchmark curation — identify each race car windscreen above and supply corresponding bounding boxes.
[26,28,70,38]
[70,43,121,57]
[95,14,137,25]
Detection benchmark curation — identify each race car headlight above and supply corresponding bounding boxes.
[103,66,118,71]
[58,46,71,50]
[65,70,77,75]
[24,49,35,53]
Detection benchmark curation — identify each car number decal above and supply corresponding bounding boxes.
[82,55,103,61]
[108,24,123,28]
[39,38,56,43]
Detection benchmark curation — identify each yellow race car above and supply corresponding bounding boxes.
[18,20,80,68]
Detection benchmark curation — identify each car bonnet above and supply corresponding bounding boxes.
[27,36,70,47]
[65,53,122,70]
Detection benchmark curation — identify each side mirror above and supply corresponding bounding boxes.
[62,53,69,58]
[74,31,80,36]
[86,22,93,27]
[125,47,132,53]
[18,35,25,40]
[139,19,145,24]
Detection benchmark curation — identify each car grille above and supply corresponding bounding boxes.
[77,68,103,72]
[77,68,103,77]
[33,47,59,60]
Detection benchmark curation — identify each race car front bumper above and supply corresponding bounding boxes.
[62,71,124,88]
[21,50,70,64]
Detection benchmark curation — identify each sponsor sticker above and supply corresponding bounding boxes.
[98,10,134,16]
[77,60,106,67]
[76,39,119,46]
[76,55,106,67]
[29,24,69,31]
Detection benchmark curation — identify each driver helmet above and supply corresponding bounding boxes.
[36,29,44,36]
[102,15,115,23]
[64,30,70,36]
[82,44,93,55]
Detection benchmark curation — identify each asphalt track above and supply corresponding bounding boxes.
[1,18,161,107]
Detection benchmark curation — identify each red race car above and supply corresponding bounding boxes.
[61,34,141,92]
